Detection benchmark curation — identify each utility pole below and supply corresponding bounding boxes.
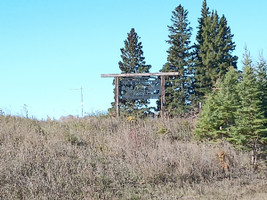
[70,86,84,117]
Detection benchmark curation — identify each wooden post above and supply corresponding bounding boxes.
[160,75,165,118]
[115,77,120,117]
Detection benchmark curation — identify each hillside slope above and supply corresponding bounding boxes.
[0,115,266,199]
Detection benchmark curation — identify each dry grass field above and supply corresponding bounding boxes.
[0,115,266,199]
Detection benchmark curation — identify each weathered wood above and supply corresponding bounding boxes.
[101,72,178,78]
[160,75,166,118]
[115,77,120,117]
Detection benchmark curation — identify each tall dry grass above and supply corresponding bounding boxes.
[0,115,266,199]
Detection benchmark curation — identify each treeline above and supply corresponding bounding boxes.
[110,0,267,157]
[114,0,241,116]
[111,0,267,121]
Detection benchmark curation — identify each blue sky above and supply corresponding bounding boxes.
[0,0,267,119]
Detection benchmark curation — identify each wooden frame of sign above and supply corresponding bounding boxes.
[101,72,179,118]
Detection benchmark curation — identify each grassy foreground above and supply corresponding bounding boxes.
[0,115,266,200]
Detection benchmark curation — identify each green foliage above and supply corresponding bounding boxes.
[213,67,241,138]
[118,28,151,74]
[160,4,193,116]
[196,49,267,161]
[193,0,238,103]
[196,66,240,140]
[229,51,267,152]
[111,28,152,117]
[256,53,267,118]
[107,1,264,127]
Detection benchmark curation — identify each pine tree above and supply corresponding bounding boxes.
[195,90,221,140]
[193,0,237,104]
[193,0,211,101]
[195,0,210,49]
[195,67,240,140]
[214,67,240,136]
[117,28,151,116]
[216,15,238,78]
[256,53,267,118]
[192,0,210,104]
[119,28,151,74]
[229,50,267,164]
[160,4,193,117]
[195,48,267,166]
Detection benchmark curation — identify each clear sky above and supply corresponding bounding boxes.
[1,0,267,120]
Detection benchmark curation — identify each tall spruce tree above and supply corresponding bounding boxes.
[216,15,238,78]
[160,4,193,117]
[119,28,151,74]
[193,0,237,104]
[117,28,151,116]
[193,0,211,102]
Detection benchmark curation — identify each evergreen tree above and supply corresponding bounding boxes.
[160,4,193,116]
[193,0,211,102]
[119,28,151,74]
[214,67,240,136]
[195,90,221,140]
[193,0,237,104]
[195,67,240,140]
[216,15,238,78]
[117,28,151,116]
[230,51,267,157]
[195,0,210,48]
[195,48,267,166]
[256,53,267,118]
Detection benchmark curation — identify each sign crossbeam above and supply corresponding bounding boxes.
[101,72,178,118]
[101,72,178,78]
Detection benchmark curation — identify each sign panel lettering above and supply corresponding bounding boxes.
[119,77,161,100]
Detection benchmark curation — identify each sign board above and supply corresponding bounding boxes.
[101,72,178,117]
[119,77,161,100]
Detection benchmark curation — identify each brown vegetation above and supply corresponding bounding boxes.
[0,115,266,199]
[217,151,230,173]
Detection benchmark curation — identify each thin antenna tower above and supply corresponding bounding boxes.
[70,86,85,117]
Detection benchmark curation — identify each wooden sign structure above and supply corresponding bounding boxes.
[101,72,179,117]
